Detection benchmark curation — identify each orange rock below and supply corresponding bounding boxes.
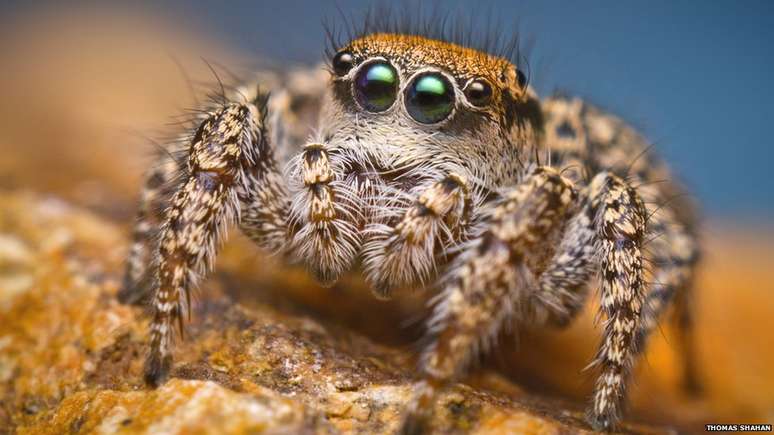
[0,191,667,434]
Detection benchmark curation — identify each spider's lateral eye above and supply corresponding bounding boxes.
[354,61,398,112]
[332,51,355,76]
[405,73,455,124]
[464,79,493,107]
[516,69,527,89]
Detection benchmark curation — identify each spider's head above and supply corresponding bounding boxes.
[317,33,543,186]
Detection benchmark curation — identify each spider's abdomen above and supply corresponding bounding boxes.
[541,96,698,230]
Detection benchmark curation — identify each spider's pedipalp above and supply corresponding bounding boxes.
[288,143,365,286]
[362,172,472,297]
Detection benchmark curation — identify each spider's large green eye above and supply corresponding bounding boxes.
[354,61,398,112]
[405,73,455,124]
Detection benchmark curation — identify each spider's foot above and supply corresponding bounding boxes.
[117,276,152,306]
[585,407,618,432]
[397,380,439,435]
[144,352,172,388]
[397,411,431,435]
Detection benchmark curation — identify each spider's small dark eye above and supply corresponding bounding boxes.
[354,61,398,112]
[464,79,492,107]
[516,69,527,88]
[332,51,355,76]
[405,72,455,124]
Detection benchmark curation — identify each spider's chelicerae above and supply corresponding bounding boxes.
[120,21,700,432]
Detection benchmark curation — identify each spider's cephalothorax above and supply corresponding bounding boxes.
[121,31,700,432]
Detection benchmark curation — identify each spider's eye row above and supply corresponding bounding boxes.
[464,79,493,107]
[332,51,355,76]
[350,61,457,123]
[354,61,398,112]
[405,72,455,124]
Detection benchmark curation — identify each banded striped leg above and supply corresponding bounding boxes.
[145,102,267,386]
[120,154,182,304]
[672,270,701,393]
[400,168,577,434]
[363,173,471,298]
[585,172,648,430]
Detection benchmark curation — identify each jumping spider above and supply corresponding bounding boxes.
[120,22,701,432]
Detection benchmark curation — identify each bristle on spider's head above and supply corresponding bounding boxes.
[323,2,531,89]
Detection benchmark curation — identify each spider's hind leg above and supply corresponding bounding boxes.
[672,271,701,394]
[120,148,184,305]
[637,200,701,393]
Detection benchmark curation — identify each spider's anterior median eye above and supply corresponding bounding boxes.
[354,61,398,112]
[464,79,493,107]
[332,51,354,76]
[405,73,454,124]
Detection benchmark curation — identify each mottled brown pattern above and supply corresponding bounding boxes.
[121,31,700,433]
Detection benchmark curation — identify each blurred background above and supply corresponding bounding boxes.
[0,1,772,432]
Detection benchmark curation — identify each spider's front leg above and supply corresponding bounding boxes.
[399,169,651,434]
[144,99,279,386]
[399,167,579,434]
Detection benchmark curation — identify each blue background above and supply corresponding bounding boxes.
[7,1,774,217]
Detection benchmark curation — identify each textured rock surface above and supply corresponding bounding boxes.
[0,191,668,434]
